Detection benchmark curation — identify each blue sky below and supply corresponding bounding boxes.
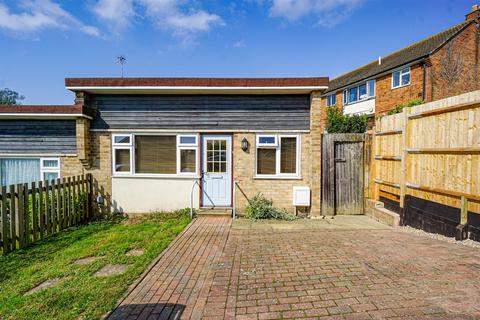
[0,0,476,104]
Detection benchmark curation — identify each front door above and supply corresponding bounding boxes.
[202,135,232,207]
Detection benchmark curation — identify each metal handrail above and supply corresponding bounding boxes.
[189,180,201,220]
[233,180,239,219]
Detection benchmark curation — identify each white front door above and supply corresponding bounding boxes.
[202,135,232,207]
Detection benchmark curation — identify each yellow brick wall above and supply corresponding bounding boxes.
[232,132,312,215]
[60,132,112,215]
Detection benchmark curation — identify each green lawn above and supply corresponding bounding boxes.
[0,211,191,320]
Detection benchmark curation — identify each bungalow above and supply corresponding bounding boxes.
[0,77,328,216]
[321,4,480,129]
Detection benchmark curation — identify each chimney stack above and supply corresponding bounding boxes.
[378,56,382,65]
[466,4,480,20]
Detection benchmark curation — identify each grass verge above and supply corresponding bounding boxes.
[0,210,191,320]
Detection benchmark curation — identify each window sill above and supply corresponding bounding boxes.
[391,83,410,90]
[113,174,200,179]
[254,175,302,180]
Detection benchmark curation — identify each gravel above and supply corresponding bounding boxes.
[398,225,480,249]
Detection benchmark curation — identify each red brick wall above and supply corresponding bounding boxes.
[375,63,424,116]
[426,22,480,101]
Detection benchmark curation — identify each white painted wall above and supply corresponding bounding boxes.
[112,177,200,213]
[344,98,375,116]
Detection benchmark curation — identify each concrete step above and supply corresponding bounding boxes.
[197,208,233,217]
[365,198,400,227]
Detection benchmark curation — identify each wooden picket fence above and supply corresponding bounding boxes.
[371,91,480,222]
[0,174,93,254]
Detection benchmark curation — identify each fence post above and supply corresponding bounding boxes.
[1,186,8,254]
[17,184,26,249]
[399,107,410,209]
[86,174,93,218]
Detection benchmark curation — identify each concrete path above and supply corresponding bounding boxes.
[109,216,480,319]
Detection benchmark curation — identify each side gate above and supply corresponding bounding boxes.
[322,133,365,216]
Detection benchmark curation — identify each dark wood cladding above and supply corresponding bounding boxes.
[90,94,311,130]
[66,77,328,88]
[0,120,76,154]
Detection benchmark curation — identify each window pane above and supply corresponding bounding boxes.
[180,149,196,173]
[401,72,410,85]
[259,136,275,144]
[114,136,130,144]
[43,172,59,182]
[332,94,336,105]
[367,80,375,97]
[0,158,40,187]
[393,72,400,87]
[359,84,367,99]
[115,149,130,172]
[280,137,297,174]
[349,87,358,102]
[135,136,176,174]
[179,136,196,145]
[206,139,227,173]
[42,159,59,168]
[257,148,276,175]
[343,90,348,104]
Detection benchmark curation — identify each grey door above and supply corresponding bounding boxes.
[334,141,364,215]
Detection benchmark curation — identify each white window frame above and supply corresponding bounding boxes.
[392,67,411,89]
[112,134,133,175]
[255,134,301,179]
[112,133,200,178]
[343,79,375,105]
[256,134,278,147]
[40,157,61,182]
[326,93,336,107]
[177,134,199,176]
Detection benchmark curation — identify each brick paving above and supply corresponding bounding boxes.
[109,217,480,319]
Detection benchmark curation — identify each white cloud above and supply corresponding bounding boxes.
[91,0,134,28]
[0,0,100,36]
[268,0,364,26]
[91,0,224,38]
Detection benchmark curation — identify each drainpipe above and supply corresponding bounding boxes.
[422,61,427,102]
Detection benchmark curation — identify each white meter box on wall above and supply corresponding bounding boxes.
[293,186,310,206]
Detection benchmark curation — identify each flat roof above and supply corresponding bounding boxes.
[65,77,329,94]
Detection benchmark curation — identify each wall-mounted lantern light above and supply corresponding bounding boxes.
[241,137,249,152]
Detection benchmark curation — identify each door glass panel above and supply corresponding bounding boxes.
[206,139,227,173]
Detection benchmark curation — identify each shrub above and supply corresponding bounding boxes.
[245,194,297,221]
[325,106,368,133]
[387,99,423,115]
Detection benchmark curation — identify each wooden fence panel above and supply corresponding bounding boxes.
[0,174,92,255]
[371,91,480,236]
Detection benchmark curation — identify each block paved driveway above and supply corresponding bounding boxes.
[108,216,480,319]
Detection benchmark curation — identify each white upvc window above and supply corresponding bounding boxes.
[40,157,61,182]
[326,93,336,107]
[111,133,199,177]
[177,134,199,175]
[255,134,300,178]
[0,157,60,187]
[112,134,133,175]
[343,79,375,105]
[392,67,411,88]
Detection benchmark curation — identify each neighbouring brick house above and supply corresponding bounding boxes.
[321,5,480,131]
[0,78,328,216]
